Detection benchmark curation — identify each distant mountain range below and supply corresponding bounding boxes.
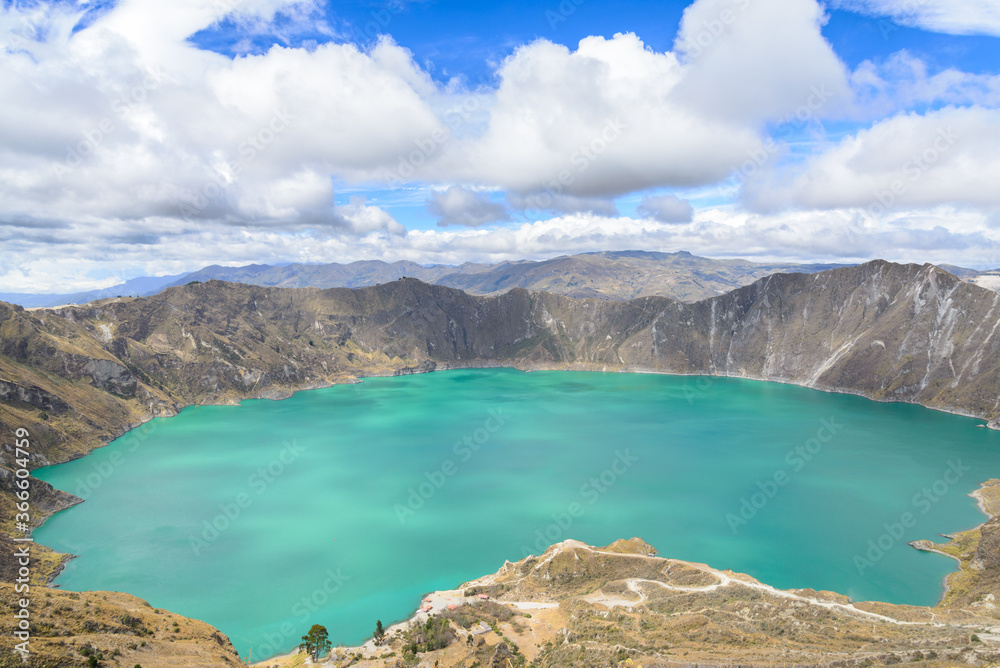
[4,259,999,472]
[0,273,187,308]
[4,259,1000,664]
[4,251,995,309]
[0,251,837,307]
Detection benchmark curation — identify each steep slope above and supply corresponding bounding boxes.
[2,260,1000,665]
[617,260,1000,424]
[3,260,1000,476]
[0,260,998,582]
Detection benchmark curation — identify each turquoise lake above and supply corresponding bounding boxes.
[34,369,1000,659]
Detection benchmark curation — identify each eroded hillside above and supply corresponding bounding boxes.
[2,260,1000,665]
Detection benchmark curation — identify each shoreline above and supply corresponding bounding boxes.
[253,534,1000,666]
[437,362,1000,430]
[911,481,1000,605]
[27,364,1000,659]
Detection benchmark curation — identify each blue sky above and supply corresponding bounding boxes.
[186,0,1000,231]
[189,1,1000,80]
[1,0,1000,290]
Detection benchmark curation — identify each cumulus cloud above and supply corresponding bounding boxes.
[2,0,998,292]
[831,0,1000,37]
[0,0,855,225]
[334,198,406,235]
[637,195,694,224]
[0,0,442,229]
[673,0,852,124]
[742,106,1000,213]
[850,51,1000,118]
[440,2,852,197]
[428,186,509,227]
[506,192,619,217]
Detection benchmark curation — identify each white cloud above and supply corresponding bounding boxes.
[742,106,1000,213]
[506,192,619,217]
[673,0,852,124]
[0,0,853,225]
[334,198,406,235]
[637,195,694,224]
[428,186,509,227]
[0,0,443,228]
[850,51,1000,117]
[831,0,1000,37]
[4,205,996,293]
[439,2,852,198]
[1,0,998,292]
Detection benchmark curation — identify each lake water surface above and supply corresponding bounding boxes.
[34,369,1000,659]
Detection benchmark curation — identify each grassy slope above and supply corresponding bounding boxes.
[1,262,1000,665]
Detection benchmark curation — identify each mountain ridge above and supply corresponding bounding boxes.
[0,251,855,307]
[6,251,994,310]
[3,258,1000,664]
[2,259,998,473]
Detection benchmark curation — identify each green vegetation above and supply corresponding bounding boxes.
[300,624,331,661]
[401,616,455,655]
[440,600,513,629]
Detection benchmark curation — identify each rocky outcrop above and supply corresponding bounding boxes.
[2,261,1000,664]
[395,360,438,376]
[0,379,69,413]
[0,467,81,526]
[2,260,999,475]
[490,640,513,668]
[82,357,138,396]
[0,259,999,585]
[976,517,1000,570]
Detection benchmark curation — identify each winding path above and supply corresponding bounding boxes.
[539,540,1000,635]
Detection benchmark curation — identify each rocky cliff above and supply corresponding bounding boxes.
[2,259,1000,665]
[1,260,999,580]
[3,259,999,471]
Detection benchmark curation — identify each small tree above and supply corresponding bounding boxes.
[373,619,386,645]
[300,624,331,661]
